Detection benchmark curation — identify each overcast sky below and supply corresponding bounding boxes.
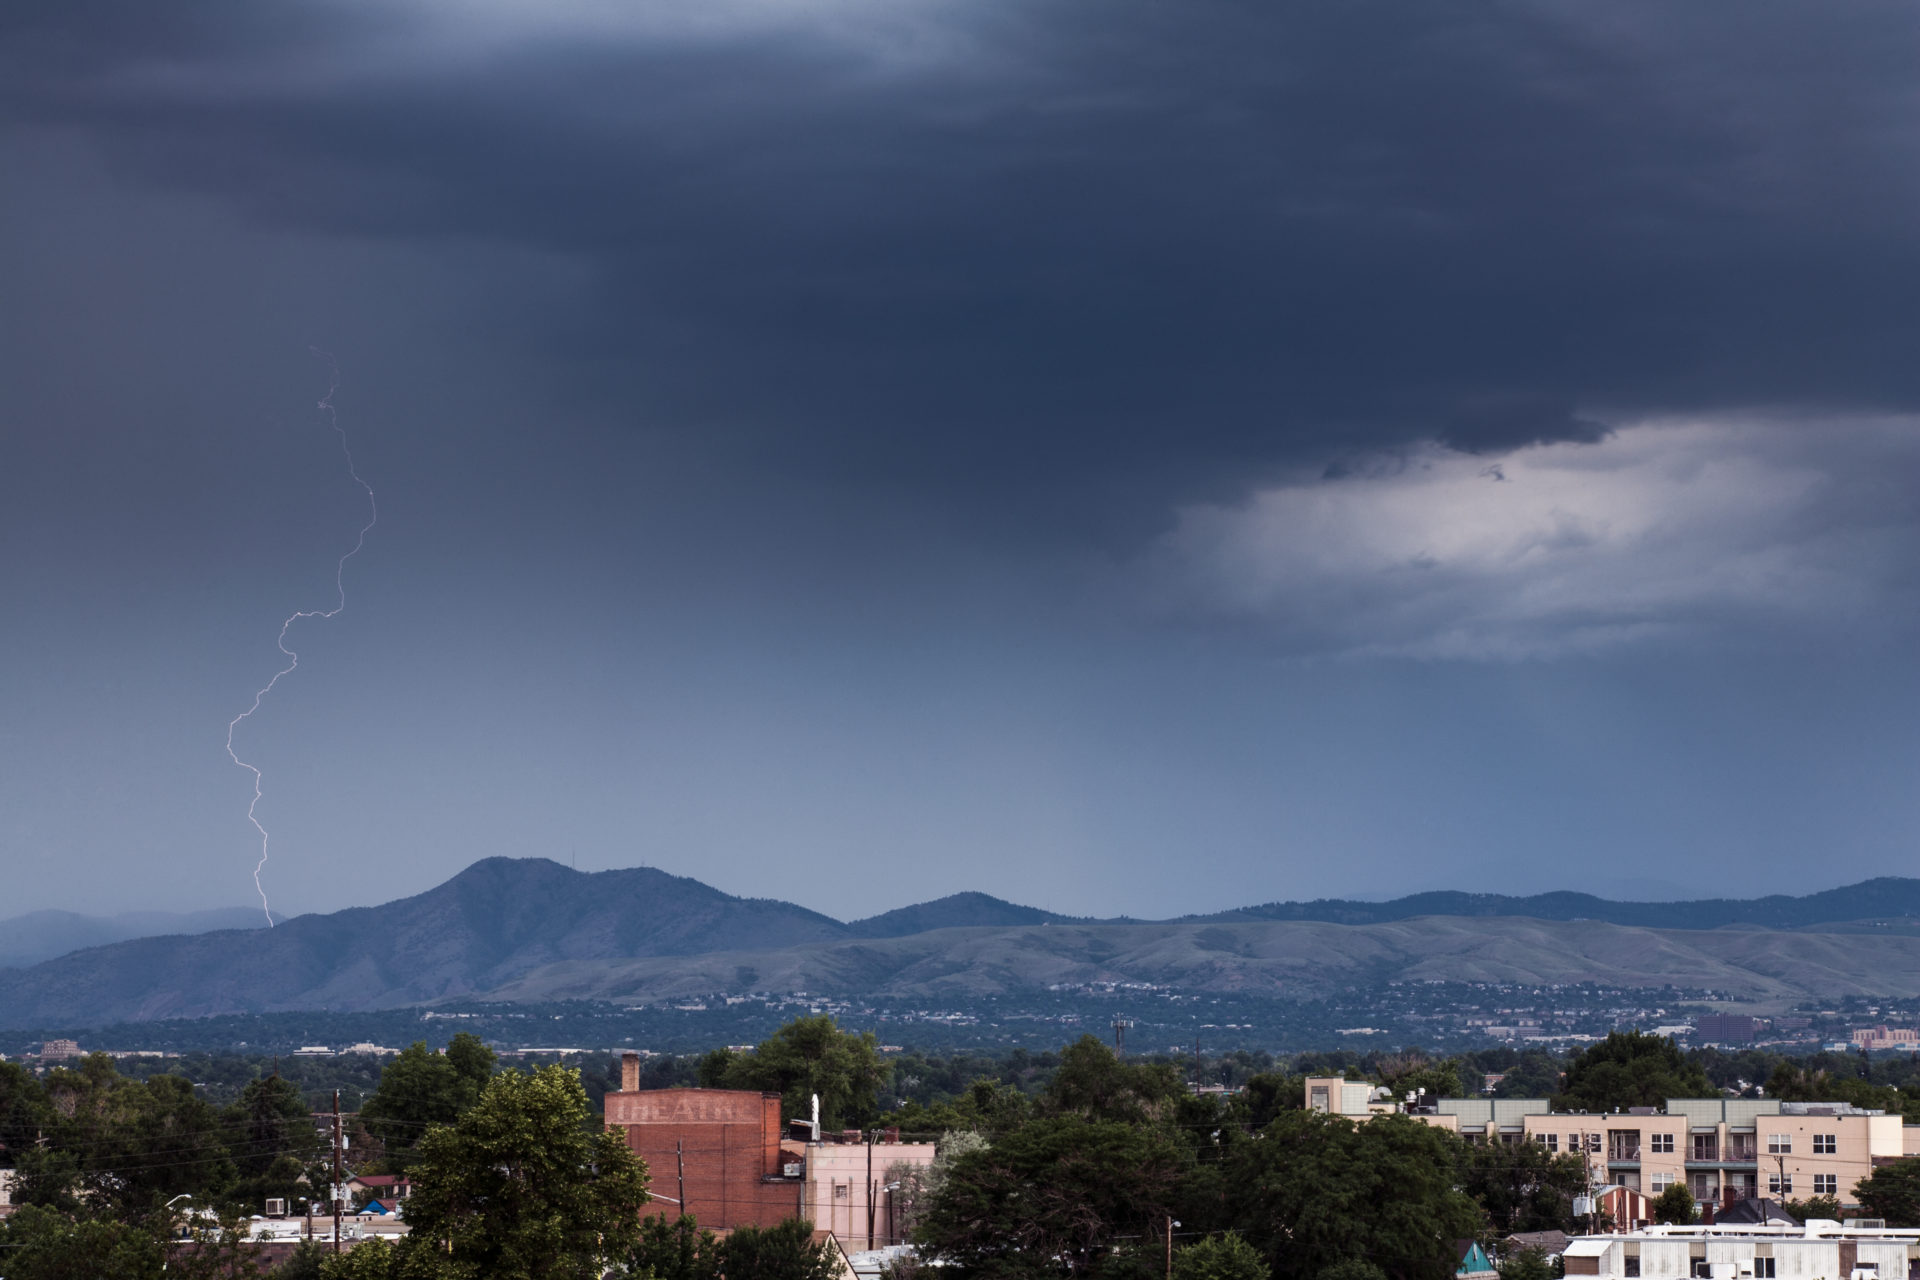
[5,0,1919,924]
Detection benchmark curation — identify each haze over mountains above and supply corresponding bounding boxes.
[4,859,1920,1030]
[0,907,268,971]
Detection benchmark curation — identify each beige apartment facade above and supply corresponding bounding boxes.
[1306,1079,1906,1209]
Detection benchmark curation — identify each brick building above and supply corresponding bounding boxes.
[604,1054,798,1229]
[604,1053,937,1243]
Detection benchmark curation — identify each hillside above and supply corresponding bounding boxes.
[7,861,1920,1028]
[1195,880,1920,930]
[483,915,1920,1007]
[0,859,845,1027]
[848,892,1077,938]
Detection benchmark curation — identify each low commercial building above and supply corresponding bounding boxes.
[1306,1080,1908,1209]
[604,1063,794,1229]
[1561,1223,1920,1280]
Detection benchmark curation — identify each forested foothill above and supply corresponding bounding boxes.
[11,1023,1920,1277]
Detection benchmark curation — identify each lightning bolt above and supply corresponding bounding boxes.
[225,351,377,926]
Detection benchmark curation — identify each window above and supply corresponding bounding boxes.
[1814,1174,1837,1196]
[1768,1134,1792,1155]
[1693,1134,1719,1161]
[1769,1173,1792,1195]
[1651,1133,1675,1154]
[1651,1172,1674,1193]
[1587,1133,1603,1153]
[1624,1257,1641,1278]
[1813,1134,1837,1155]
[1755,1260,1776,1278]
[1309,1087,1329,1113]
[1542,1133,1559,1152]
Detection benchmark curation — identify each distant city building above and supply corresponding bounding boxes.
[37,1039,81,1062]
[292,1045,333,1057]
[1852,1026,1919,1051]
[1696,1015,1765,1044]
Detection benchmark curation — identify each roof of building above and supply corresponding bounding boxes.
[1505,1231,1572,1255]
[1714,1198,1800,1226]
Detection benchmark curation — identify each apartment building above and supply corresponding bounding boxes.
[1305,1079,1906,1208]
[1560,1223,1920,1280]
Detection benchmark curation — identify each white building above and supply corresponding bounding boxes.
[1562,1223,1918,1280]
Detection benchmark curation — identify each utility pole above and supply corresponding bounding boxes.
[866,1131,876,1249]
[1112,1019,1131,1057]
[1164,1214,1173,1280]
[331,1090,343,1255]
[677,1139,686,1216]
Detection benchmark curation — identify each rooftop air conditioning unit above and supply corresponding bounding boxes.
[264,1199,287,1217]
[784,1163,804,1178]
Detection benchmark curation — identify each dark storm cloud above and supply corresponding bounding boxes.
[1438,396,1612,455]
[7,0,1920,532]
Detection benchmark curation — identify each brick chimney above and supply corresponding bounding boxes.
[621,1051,640,1093]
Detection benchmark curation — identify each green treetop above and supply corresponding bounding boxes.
[1556,1032,1712,1112]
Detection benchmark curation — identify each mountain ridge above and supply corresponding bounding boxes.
[4,859,1918,1029]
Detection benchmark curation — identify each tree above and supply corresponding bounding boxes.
[915,1115,1189,1278]
[718,1016,888,1131]
[621,1213,721,1280]
[1782,1196,1841,1224]
[1459,1139,1588,1235]
[1370,1054,1470,1106]
[313,1236,440,1280]
[1652,1183,1695,1225]
[1556,1033,1712,1113]
[0,1203,263,1280]
[400,1064,650,1279]
[1853,1157,1920,1226]
[1043,1037,1184,1126]
[225,1074,324,1211]
[1175,1233,1272,1280]
[1497,1247,1555,1280]
[1227,1112,1485,1280]
[1239,1074,1304,1130]
[0,1203,168,1280]
[1490,1053,1564,1100]
[35,1058,237,1212]
[360,1035,496,1171]
[716,1219,841,1280]
[0,1060,53,1166]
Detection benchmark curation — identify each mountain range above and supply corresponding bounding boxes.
[5,859,1920,1029]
